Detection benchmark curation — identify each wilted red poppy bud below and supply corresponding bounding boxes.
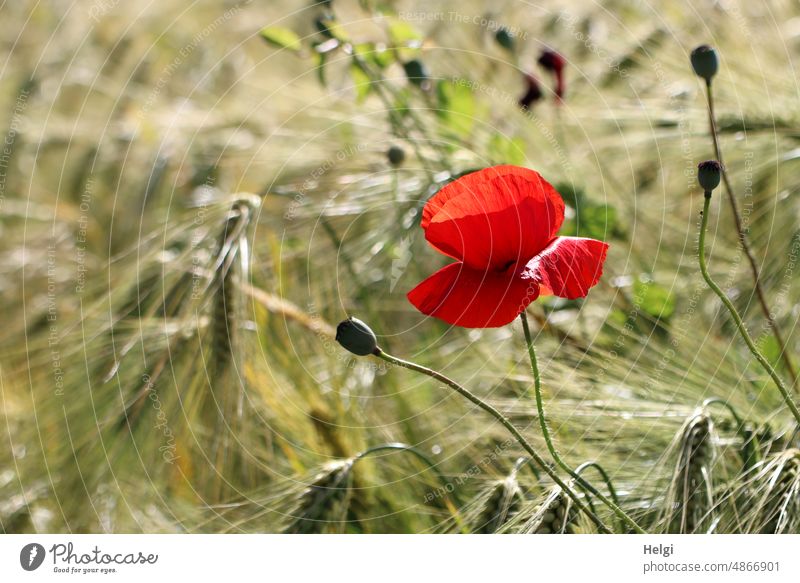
[538,49,565,72]
[690,45,718,82]
[518,74,543,110]
[697,160,722,192]
[336,317,378,356]
[538,49,566,100]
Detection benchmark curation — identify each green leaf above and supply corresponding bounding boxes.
[387,17,422,60]
[354,43,394,69]
[487,134,525,166]
[350,62,371,103]
[759,335,783,369]
[436,80,475,137]
[387,19,422,45]
[260,27,302,51]
[314,50,328,86]
[633,278,676,320]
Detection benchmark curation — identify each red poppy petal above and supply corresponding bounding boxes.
[407,262,539,328]
[422,166,565,270]
[522,237,608,299]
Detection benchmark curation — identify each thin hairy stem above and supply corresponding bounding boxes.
[373,348,613,533]
[699,191,800,425]
[704,80,798,389]
[519,311,646,533]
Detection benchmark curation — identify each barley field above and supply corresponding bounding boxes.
[2,0,800,534]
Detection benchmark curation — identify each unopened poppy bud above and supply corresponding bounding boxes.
[387,145,405,167]
[690,45,718,82]
[518,73,543,110]
[403,59,430,88]
[336,317,378,356]
[697,160,722,192]
[495,27,515,52]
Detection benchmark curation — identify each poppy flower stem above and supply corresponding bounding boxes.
[703,80,798,390]
[373,347,614,534]
[519,310,646,534]
[698,191,800,426]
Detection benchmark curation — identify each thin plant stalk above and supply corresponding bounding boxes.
[704,80,798,389]
[699,190,800,425]
[519,311,646,534]
[373,348,614,534]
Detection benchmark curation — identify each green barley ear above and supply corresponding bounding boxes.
[526,485,579,534]
[211,197,258,373]
[662,410,715,533]
[473,471,522,533]
[284,459,355,534]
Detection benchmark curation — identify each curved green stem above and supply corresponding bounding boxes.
[702,397,744,428]
[512,455,541,481]
[699,191,800,425]
[354,442,459,505]
[575,461,624,532]
[702,398,761,469]
[520,311,646,533]
[373,348,613,533]
[705,81,798,390]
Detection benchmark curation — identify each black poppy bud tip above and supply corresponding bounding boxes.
[336,317,378,356]
[690,45,719,82]
[698,160,722,192]
[387,145,405,167]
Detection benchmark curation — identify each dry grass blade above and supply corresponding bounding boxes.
[472,470,522,533]
[740,449,800,534]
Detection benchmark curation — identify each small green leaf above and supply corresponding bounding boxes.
[487,134,525,166]
[260,26,302,51]
[387,19,422,45]
[350,62,371,103]
[353,43,394,69]
[759,335,783,369]
[387,17,422,60]
[314,50,328,86]
[633,278,676,320]
[436,80,475,137]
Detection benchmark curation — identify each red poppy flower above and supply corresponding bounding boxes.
[407,165,608,328]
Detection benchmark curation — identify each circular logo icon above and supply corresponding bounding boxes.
[20,543,46,571]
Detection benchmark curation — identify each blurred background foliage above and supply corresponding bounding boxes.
[2,0,800,533]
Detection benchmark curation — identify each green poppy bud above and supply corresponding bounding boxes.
[495,27,515,52]
[387,145,405,167]
[697,160,722,192]
[336,317,378,356]
[690,45,718,82]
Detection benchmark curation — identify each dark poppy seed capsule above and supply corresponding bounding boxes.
[697,160,722,191]
[336,317,378,356]
[690,45,718,82]
[495,27,515,52]
[403,59,430,87]
[387,145,405,167]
